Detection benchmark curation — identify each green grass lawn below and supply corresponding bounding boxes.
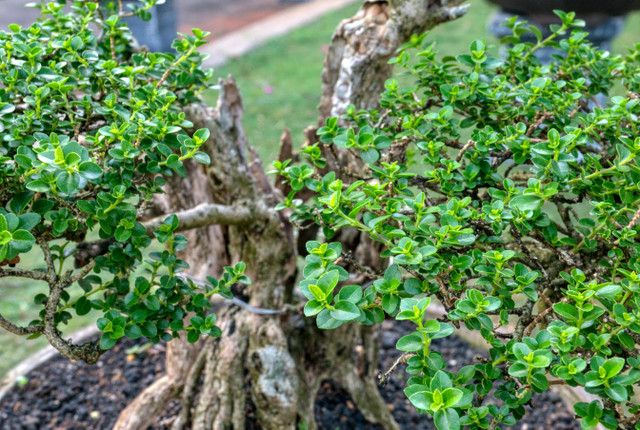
[2,1,640,378]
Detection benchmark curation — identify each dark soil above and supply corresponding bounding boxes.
[0,320,580,430]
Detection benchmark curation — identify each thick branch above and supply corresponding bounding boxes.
[38,236,57,281]
[144,202,266,234]
[0,313,43,336]
[75,202,269,268]
[42,273,103,364]
[0,267,50,282]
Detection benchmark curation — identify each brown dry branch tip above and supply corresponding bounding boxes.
[378,352,415,387]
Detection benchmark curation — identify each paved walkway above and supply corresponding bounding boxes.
[201,0,357,67]
[0,0,358,66]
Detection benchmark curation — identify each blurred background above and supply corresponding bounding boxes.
[1,0,640,378]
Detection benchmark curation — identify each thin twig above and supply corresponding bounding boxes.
[0,313,43,336]
[526,111,552,137]
[456,139,476,162]
[625,207,640,230]
[37,236,57,281]
[340,252,379,279]
[110,36,117,61]
[523,304,555,337]
[70,261,97,284]
[378,352,414,387]
[0,267,50,281]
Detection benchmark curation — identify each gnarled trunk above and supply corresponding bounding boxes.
[116,1,466,429]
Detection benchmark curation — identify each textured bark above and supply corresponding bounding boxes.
[320,0,467,120]
[117,1,466,429]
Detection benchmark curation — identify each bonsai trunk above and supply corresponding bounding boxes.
[116,1,466,429]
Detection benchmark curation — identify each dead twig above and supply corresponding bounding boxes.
[378,352,414,387]
[456,139,476,162]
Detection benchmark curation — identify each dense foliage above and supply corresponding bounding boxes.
[0,1,246,361]
[276,11,640,430]
[3,2,640,429]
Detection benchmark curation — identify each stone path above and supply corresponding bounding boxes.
[201,0,357,67]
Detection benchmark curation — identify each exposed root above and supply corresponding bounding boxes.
[114,335,202,430]
[192,311,249,430]
[172,338,212,430]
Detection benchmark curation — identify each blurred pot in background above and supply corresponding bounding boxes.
[487,0,640,61]
[121,0,176,52]
[488,0,640,16]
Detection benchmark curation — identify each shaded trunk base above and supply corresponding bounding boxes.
[116,308,398,430]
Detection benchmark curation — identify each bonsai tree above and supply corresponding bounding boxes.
[276,10,640,430]
[5,1,639,429]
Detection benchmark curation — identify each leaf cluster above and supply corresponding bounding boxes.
[276,11,640,429]
[0,1,241,360]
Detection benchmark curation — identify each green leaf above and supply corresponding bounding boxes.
[441,388,463,409]
[509,195,543,212]
[337,284,363,302]
[141,321,158,338]
[124,324,143,339]
[10,230,35,251]
[187,330,200,343]
[75,296,92,316]
[56,171,79,194]
[317,270,339,296]
[114,226,131,242]
[604,383,628,403]
[303,299,324,317]
[601,358,625,379]
[26,180,50,193]
[166,154,181,170]
[381,293,399,314]
[434,409,460,430]
[595,284,622,300]
[17,213,40,231]
[409,391,433,411]
[530,372,549,392]
[553,302,578,321]
[192,293,210,308]
[69,36,83,50]
[14,154,33,169]
[192,151,211,164]
[144,295,161,311]
[331,301,361,321]
[396,333,424,352]
[508,362,528,378]
[316,309,342,330]
[530,355,551,368]
[78,161,102,180]
[360,148,380,164]
[99,333,117,350]
[193,128,210,142]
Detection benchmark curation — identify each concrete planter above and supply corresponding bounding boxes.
[121,0,176,52]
